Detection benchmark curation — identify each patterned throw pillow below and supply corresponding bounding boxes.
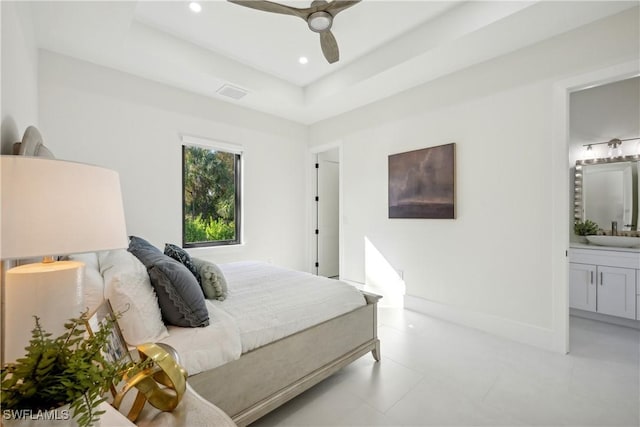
[192,258,228,301]
[128,236,209,328]
[164,243,202,285]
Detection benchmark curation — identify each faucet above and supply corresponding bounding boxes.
[611,221,618,236]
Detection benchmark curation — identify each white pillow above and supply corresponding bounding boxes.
[98,249,169,345]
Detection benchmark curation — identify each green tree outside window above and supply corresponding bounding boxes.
[183,145,241,246]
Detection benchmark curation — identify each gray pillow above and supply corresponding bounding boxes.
[164,243,201,285]
[192,258,228,301]
[128,235,161,257]
[128,236,209,328]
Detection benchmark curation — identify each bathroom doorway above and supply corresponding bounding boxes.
[558,63,640,353]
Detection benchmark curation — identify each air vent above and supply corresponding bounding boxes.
[216,84,248,100]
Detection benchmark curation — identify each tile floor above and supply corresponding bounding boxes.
[251,308,640,426]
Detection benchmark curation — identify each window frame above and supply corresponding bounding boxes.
[181,142,242,248]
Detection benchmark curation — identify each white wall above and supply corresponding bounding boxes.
[1,1,39,154]
[38,51,309,270]
[569,77,640,163]
[309,8,639,350]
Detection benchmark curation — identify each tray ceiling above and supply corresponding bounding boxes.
[27,1,638,124]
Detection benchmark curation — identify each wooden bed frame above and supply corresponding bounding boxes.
[189,291,381,426]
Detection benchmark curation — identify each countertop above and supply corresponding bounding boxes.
[570,242,640,253]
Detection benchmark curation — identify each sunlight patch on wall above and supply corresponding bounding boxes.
[364,236,406,307]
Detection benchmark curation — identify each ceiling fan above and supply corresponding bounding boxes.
[227,0,361,64]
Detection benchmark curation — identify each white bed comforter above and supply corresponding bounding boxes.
[213,261,367,353]
[159,301,242,377]
[164,261,366,375]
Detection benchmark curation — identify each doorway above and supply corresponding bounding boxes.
[315,147,340,278]
[553,60,639,354]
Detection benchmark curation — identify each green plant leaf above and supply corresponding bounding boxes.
[1,310,143,427]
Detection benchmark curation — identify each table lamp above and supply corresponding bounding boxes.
[1,156,128,364]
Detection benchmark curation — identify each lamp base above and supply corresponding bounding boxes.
[4,261,85,364]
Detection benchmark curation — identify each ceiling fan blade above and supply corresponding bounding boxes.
[227,0,309,19]
[320,31,339,64]
[324,0,361,16]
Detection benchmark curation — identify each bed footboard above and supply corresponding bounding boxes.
[189,291,380,426]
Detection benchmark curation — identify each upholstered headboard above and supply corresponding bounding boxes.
[13,126,55,158]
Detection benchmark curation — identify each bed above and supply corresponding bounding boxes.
[76,250,380,426]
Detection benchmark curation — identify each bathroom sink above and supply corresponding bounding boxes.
[586,235,640,248]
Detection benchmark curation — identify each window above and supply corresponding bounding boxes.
[182,144,241,247]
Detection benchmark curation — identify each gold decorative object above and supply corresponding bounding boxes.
[112,343,188,422]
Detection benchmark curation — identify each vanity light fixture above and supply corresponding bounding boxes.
[582,137,640,159]
[584,144,594,160]
[607,138,622,158]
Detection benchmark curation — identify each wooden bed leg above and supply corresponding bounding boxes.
[371,340,380,362]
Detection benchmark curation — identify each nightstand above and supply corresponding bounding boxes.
[100,401,137,426]
[111,343,237,427]
[134,383,237,427]
[103,384,236,427]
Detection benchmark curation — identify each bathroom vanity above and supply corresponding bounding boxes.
[569,244,640,322]
[571,153,640,324]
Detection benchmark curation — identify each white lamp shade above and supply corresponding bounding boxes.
[1,156,128,259]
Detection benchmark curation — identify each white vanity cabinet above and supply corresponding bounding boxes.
[638,270,640,321]
[596,266,636,319]
[569,263,597,312]
[569,246,640,320]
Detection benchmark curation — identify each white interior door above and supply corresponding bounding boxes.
[317,150,339,277]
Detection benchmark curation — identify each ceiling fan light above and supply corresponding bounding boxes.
[189,2,202,13]
[308,11,332,32]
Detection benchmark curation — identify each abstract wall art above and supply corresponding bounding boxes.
[388,143,456,219]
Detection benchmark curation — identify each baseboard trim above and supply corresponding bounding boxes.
[570,308,640,330]
[404,295,560,352]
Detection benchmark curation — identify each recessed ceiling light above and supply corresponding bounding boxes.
[189,2,202,13]
[298,56,309,65]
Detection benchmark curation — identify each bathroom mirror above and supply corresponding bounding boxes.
[574,156,639,231]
